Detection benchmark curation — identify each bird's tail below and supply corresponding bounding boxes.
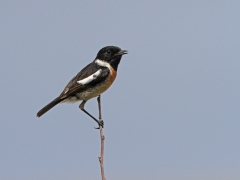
[37,97,63,117]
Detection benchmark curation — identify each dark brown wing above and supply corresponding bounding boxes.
[59,62,110,99]
[37,62,110,117]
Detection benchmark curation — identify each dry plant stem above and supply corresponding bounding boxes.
[97,95,106,180]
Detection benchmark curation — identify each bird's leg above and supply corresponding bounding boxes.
[96,95,104,129]
[79,100,103,128]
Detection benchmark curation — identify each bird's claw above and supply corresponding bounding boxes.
[95,119,104,129]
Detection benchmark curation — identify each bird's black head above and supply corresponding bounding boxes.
[95,46,128,71]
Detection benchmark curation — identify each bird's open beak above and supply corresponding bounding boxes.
[117,50,128,56]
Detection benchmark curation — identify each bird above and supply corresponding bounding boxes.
[36,46,128,127]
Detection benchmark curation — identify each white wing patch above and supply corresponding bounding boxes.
[77,69,102,85]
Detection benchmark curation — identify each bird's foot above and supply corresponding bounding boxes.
[95,119,104,129]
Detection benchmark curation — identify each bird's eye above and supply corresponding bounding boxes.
[106,50,111,54]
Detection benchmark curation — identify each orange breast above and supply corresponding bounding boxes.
[77,67,117,101]
[96,66,117,94]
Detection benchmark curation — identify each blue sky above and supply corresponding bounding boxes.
[1,1,240,180]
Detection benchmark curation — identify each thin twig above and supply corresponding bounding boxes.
[97,95,106,180]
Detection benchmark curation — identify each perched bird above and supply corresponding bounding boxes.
[37,46,128,127]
